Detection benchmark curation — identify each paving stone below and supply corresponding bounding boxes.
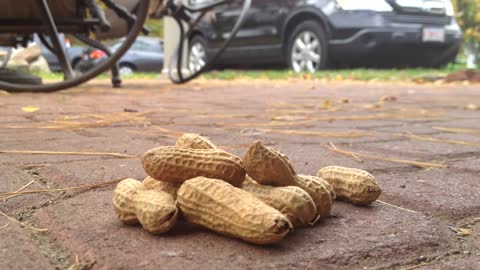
[32,190,455,270]
[0,165,55,214]
[377,169,480,219]
[0,135,161,166]
[278,142,429,175]
[360,138,475,158]
[37,159,145,188]
[421,257,480,270]
[0,221,54,270]
[2,80,480,269]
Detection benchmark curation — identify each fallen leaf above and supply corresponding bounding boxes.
[302,74,312,80]
[321,99,334,110]
[21,107,40,113]
[458,228,473,237]
[449,226,473,237]
[465,104,478,111]
[379,96,398,102]
[363,103,383,110]
[339,98,350,104]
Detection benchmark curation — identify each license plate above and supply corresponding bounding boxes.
[422,28,445,42]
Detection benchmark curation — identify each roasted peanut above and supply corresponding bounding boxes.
[316,166,381,206]
[243,141,335,218]
[143,176,180,200]
[113,178,178,234]
[241,176,318,227]
[295,175,333,218]
[142,146,246,186]
[243,141,297,186]
[321,179,336,200]
[175,133,217,149]
[177,177,292,245]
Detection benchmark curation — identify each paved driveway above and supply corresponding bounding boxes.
[0,79,479,269]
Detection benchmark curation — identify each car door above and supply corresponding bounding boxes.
[126,39,163,72]
[211,0,285,60]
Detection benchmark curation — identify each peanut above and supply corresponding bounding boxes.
[177,176,292,245]
[113,178,178,234]
[316,166,382,206]
[143,176,180,200]
[295,175,333,218]
[243,141,297,186]
[241,176,318,227]
[142,146,246,186]
[321,178,336,200]
[243,141,335,218]
[175,133,217,149]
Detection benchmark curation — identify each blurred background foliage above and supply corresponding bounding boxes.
[453,0,480,43]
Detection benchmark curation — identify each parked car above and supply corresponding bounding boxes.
[33,34,85,72]
[77,36,164,75]
[188,0,462,72]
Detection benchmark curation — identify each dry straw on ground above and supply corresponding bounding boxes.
[2,180,35,201]
[326,142,447,169]
[433,126,480,135]
[258,129,372,138]
[0,178,127,199]
[0,150,136,158]
[376,200,421,214]
[0,111,152,131]
[402,133,480,147]
[232,109,443,128]
[127,125,185,138]
[0,210,48,232]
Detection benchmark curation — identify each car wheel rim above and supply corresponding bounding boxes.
[189,42,207,74]
[119,66,133,76]
[291,31,321,73]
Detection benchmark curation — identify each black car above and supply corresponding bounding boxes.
[188,0,462,72]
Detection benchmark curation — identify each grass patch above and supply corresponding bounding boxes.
[34,71,159,81]
[35,58,466,83]
[202,61,463,82]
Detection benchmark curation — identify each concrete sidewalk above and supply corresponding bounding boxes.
[0,79,479,270]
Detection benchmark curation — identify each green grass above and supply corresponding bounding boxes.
[33,71,159,81]
[145,18,164,38]
[201,60,465,82]
[36,58,466,83]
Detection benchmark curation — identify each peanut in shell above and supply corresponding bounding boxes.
[175,133,217,149]
[113,178,178,234]
[241,176,318,227]
[316,166,381,206]
[295,175,333,218]
[143,176,180,199]
[177,176,292,245]
[243,141,297,186]
[142,146,246,187]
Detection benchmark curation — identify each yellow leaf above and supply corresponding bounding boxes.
[22,107,40,113]
[465,104,478,111]
[458,228,473,237]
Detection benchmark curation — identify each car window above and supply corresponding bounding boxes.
[132,40,160,52]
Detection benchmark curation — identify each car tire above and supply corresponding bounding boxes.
[188,35,208,74]
[430,47,460,68]
[119,63,135,76]
[72,58,82,71]
[287,20,328,73]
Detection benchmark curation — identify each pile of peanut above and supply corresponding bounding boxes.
[113,134,382,245]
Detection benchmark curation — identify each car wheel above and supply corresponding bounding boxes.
[287,20,328,73]
[119,64,135,76]
[188,35,208,74]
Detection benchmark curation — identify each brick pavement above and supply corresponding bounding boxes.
[0,79,479,269]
